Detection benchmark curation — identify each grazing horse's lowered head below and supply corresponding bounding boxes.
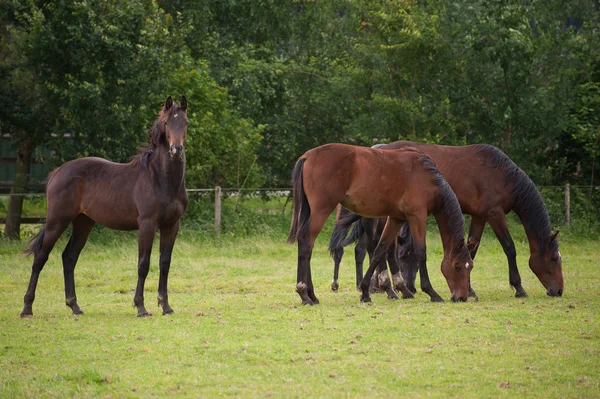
[441,241,474,302]
[529,231,564,297]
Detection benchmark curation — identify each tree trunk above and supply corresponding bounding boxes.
[4,140,34,240]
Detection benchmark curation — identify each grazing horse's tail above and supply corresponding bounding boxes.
[23,226,46,257]
[328,210,363,256]
[287,158,310,244]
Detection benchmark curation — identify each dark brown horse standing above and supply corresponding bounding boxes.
[21,96,189,318]
[287,143,474,305]
[332,141,564,298]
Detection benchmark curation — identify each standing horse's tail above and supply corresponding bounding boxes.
[287,158,310,244]
[328,210,363,256]
[23,226,46,257]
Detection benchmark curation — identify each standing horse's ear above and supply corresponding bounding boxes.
[180,95,187,111]
[550,230,559,243]
[164,96,173,110]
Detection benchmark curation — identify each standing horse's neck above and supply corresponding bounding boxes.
[150,144,186,195]
[432,188,466,259]
[433,209,462,258]
[510,178,553,256]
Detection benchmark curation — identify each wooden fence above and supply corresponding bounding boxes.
[0,184,595,233]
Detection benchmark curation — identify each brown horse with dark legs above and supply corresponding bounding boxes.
[331,141,564,298]
[20,96,189,318]
[287,143,474,305]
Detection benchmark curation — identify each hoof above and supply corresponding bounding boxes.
[515,290,528,298]
[430,296,445,303]
[402,291,414,299]
[301,299,314,306]
[162,308,174,315]
[331,281,339,292]
[310,297,320,305]
[360,295,372,303]
[20,312,33,318]
[72,309,84,315]
[137,311,153,317]
[468,289,478,298]
[408,286,417,294]
[387,291,400,300]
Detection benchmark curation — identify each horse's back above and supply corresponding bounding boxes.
[45,157,142,229]
[383,141,513,213]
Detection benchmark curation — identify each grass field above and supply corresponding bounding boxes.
[0,202,599,398]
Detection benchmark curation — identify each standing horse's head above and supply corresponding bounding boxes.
[441,241,474,302]
[158,95,189,161]
[529,231,564,297]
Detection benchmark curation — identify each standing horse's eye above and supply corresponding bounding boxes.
[454,266,461,272]
[551,256,558,262]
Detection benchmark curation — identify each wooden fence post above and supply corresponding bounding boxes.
[564,183,570,228]
[215,186,222,234]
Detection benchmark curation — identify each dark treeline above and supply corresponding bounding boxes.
[1,0,599,237]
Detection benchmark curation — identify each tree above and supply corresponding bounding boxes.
[1,0,188,239]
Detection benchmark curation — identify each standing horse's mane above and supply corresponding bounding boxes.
[416,150,466,250]
[132,101,183,168]
[473,144,557,255]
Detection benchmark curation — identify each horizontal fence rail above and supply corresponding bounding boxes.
[1,185,599,233]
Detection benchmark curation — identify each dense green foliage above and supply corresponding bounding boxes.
[1,0,600,233]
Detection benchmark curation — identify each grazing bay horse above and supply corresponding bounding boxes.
[21,96,189,318]
[287,143,474,305]
[331,141,564,298]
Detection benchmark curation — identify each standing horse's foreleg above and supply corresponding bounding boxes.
[354,233,368,291]
[386,240,414,299]
[331,246,343,292]
[134,221,157,317]
[408,214,444,303]
[397,224,418,294]
[362,218,383,294]
[158,221,180,315]
[487,213,527,298]
[466,217,486,298]
[62,215,95,315]
[359,218,404,303]
[21,219,71,317]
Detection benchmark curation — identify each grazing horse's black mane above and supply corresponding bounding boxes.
[416,151,466,250]
[473,144,556,254]
[133,102,182,168]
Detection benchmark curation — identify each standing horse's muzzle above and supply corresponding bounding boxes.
[451,294,468,302]
[547,287,563,297]
[170,145,184,160]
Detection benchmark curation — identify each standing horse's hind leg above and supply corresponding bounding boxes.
[134,221,157,317]
[296,210,329,305]
[62,215,95,315]
[21,219,71,317]
[331,246,343,292]
[158,221,180,315]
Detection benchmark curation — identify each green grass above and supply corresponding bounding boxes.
[0,206,599,398]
